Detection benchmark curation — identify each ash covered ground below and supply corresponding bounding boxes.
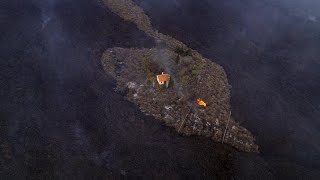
[1,0,320,178]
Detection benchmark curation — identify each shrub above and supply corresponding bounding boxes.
[146,76,156,86]
[174,46,192,57]
[191,61,203,76]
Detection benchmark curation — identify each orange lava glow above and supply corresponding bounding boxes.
[197,98,206,107]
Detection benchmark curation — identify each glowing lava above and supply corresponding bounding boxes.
[197,98,206,107]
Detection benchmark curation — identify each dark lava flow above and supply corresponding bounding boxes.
[134,0,320,175]
[0,0,241,178]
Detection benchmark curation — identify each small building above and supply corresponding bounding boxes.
[156,72,170,87]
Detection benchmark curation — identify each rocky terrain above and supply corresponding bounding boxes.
[102,47,258,152]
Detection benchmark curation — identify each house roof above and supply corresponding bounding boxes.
[157,73,170,82]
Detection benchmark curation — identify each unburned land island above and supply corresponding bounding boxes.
[101,0,258,152]
[102,47,258,152]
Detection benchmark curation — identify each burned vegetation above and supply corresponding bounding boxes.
[102,47,258,152]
